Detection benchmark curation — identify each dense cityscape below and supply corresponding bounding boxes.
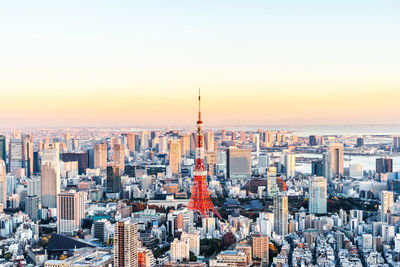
[1,1,399,266]
[0,92,399,266]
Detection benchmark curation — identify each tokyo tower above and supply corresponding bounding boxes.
[187,90,222,220]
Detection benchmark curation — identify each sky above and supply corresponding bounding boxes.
[0,0,399,127]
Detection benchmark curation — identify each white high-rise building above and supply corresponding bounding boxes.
[114,219,138,267]
[0,160,6,208]
[181,232,200,256]
[41,149,60,208]
[381,191,394,222]
[170,238,189,262]
[284,153,296,178]
[309,176,327,214]
[362,234,373,250]
[57,190,85,234]
[27,177,41,197]
[273,195,288,236]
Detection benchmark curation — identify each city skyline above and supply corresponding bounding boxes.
[1,1,400,127]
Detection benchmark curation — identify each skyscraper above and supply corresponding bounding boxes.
[329,143,344,177]
[205,131,215,152]
[0,136,6,169]
[308,176,327,214]
[127,133,136,154]
[322,152,333,182]
[180,134,191,157]
[41,149,60,208]
[57,190,85,234]
[381,191,394,222]
[94,143,107,170]
[226,147,252,180]
[284,153,296,178]
[9,136,23,175]
[113,144,125,174]
[273,195,288,236]
[168,139,181,176]
[23,134,34,178]
[107,165,121,195]
[140,131,149,150]
[114,219,138,267]
[267,167,279,197]
[0,160,6,209]
[393,136,400,151]
[376,157,393,174]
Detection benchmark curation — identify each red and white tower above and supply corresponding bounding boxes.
[187,90,222,219]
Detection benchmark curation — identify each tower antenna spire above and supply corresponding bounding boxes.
[198,88,201,121]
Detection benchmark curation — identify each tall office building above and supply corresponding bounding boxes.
[25,196,40,221]
[356,137,364,147]
[309,176,327,214]
[140,131,149,150]
[0,160,6,209]
[381,191,394,222]
[284,153,296,178]
[267,167,279,197]
[329,143,344,177]
[221,130,227,142]
[226,148,252,180]
[9,136,23,175]
[57,190,85,234]
[107,165,121,195]
[322,152,333,182]
[113,144,125,174]
[309,135,318,146]
[393,136,400,151]
[311,159,324,176]
[127,133,136,154]
[274,195,288,236]
[168,139,181,176]
[41,149,60,208]
[23,134,34,178]
[94,143,107,170]
[114,219,138,267]
[159,135,168,153]
[180,134,191,157]
[205,131,215,152]
[27,177,41,197]
[252,234,269,266]
[376,157,393,174]
[0,136,6,167]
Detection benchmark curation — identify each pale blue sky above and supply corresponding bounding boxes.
[0,1,399,126]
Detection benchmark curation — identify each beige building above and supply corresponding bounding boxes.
[252,234,269,265]
[113,144,125,174]
[41,149,60,208]
[94,143,107,170]
[169,139,181,176]
[181,232,200,256]
[329,143,344,176]
[57,190,85,234]
[209,250,247,267]
[170,238,189,262]
[114,219,138,267]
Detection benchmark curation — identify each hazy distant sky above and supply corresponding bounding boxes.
[0,1,399,127]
